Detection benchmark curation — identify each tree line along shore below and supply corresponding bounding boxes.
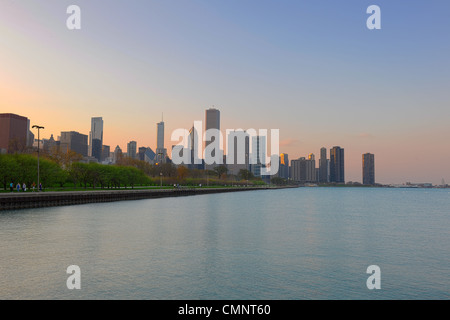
[0,153,276,192]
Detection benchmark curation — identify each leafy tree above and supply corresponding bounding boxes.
[45,148,82,168]
[69,163,90,189]
[213,165,228,179]
[177,166,189,181]
[238,169,254,181]
[0,155,19,190]
[270,177,287,186]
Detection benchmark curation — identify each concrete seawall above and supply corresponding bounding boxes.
[0,187,287,211]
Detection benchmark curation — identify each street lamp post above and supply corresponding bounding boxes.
[32,125,44,192]
[157,152,164,189]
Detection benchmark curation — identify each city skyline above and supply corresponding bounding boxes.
[1,1,449,184]
[1,109,447,185]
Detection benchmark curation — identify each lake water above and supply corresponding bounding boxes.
[0,187,449,300]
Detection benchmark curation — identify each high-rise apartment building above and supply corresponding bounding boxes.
[290,157,307,183]
[319,147,328,183]
[363,153,375,185]
[306,153,316,182]
[330,146,345,183]
[279,153,289,179]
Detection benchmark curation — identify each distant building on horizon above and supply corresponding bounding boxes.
[330,146,345,183]
[89,117,103,161]
[363,153,375,185]
[60,131,88,157]
[43,134,59,154]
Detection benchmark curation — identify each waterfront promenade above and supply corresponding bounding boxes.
[0,186,291,211]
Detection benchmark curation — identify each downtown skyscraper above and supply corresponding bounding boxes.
[127,141,137,159]
[89,117,103,161]
[330,146,345,183]
[226,130,250,176]
[279,153,289,179]
[60,131,88,157]
[0,113,31,153]
[156,119,167,163]
[205,108,221,169]
[319,147,329,183]
[250,135,266,178]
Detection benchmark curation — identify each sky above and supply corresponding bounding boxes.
[1,0,449,184]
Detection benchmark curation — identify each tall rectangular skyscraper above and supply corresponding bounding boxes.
[0,113,29,153]
[127,141,137,159]
[363,153,375,185]
[290,157,307,183]
[60,131,88,157]
[226,130,250,175]
[205,108,220,133]
[205,108,220,168]
[330,146,345,183]
[280,153,289,179]
[89,117,103,160]
[102,145,110,162]
[306,153,316,182]
[156,121,167,163]
[250,135,266,177]
[319,147,328,183]
[157,121,164,150]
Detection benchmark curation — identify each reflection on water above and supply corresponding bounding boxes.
[0,188,449,299]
